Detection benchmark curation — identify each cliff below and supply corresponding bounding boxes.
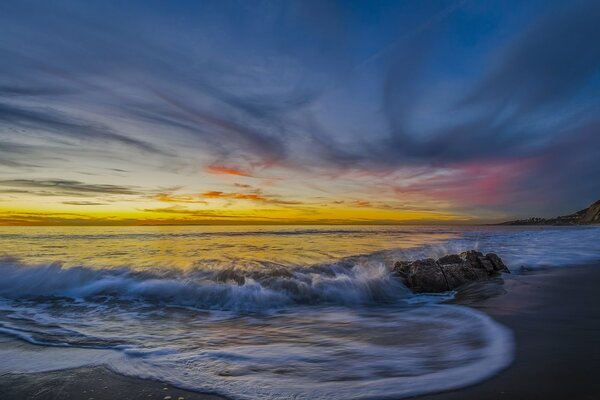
[501,199,600,225]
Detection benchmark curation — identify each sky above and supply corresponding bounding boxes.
[0,0,599,225]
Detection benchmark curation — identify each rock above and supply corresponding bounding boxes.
[501,198,600,225]
[393,251,510,293]
[438,254,462,265]
[442,262,488,288]
[582,200,600,223]
[486,253,509,272]
[460,250,483,266]
[478,256,495,273]
[214,268,246,285]
[393,261,412,278]
[401,258,450,292]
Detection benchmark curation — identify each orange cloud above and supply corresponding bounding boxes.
[206,165,252,177]
[202,191,226,198]
[153,193,208,204]
[201,191,265,201]
[353,200,372,208]
[201,190,301,205]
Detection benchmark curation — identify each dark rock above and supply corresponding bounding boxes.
[486,252,509,272]
[460,250,483,266]
[442,262,488,288]
[582,200,600,223]
[398,258,449,292]
[478,256,495,273]
[393,261,412,278]
[213,268,246,285]
[393,251,510,293]
[438,254,462,265]
[214,266,293,286]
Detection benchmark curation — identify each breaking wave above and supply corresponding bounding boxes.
[0,253,515,399]
[3,225,600,399]
[0,256,410,311]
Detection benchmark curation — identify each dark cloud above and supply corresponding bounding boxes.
[0,85,76,97]
[370,0,600,165]
[463,0,600,115]
[0,0,348,169]
[0,101,167,155]
[1,0,599,218]
[0,179,143,196]
[0,141,42,168]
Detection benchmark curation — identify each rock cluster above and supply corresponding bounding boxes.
[394,250,509,293]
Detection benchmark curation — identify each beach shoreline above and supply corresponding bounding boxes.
[416,264,600,400]
[1,264,599,400]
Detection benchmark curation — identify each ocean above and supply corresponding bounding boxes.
[1,225,599,399]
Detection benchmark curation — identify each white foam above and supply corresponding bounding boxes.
[0,258,409,311]
[106,305,514,400]
[0,302,514,400]
[0,336,120,374]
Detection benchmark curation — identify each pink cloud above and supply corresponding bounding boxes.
[393,157,545,206]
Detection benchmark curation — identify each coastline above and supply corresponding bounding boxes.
[416,264,600,400]
[1,264,599,399]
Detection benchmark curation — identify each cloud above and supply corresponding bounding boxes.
[0,179,143,196]
[393,158,543,208]
[1,0,599,220]
[206,164,252,177]
[201,190,302,205]
[142,206,219,216]
[153,193,208,204]
[62,201,107,206]
[463,0,600,115]
[0,101,167,155]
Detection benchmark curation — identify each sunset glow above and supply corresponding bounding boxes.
[1,1,599,225]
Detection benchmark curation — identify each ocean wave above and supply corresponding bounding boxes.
[2,226,600,399]
[0,227,455,241]
[0,257,410,311]
[0,302,514,400]
[108,305,514,400]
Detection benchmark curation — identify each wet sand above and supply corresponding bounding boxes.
[1,265,599,399]
[0,366,225,400]
[417,265,600,400]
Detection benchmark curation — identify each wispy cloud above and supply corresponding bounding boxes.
[0,0,598,222]
[62,201,108,206]
[0,179,143,197]
[153,193,208,204]
[0,101,168,155]
[201,190,302,205]
[206,164,252,177]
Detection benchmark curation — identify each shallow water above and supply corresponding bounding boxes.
[0,225,599,399]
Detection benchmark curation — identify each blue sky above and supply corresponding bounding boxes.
[0,0,599,224]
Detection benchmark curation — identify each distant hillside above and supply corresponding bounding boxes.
[501,199,600,225]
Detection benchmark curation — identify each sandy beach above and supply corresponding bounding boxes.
[416,265,600,400]
[1,263,599,400]
[0,366,225,400]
